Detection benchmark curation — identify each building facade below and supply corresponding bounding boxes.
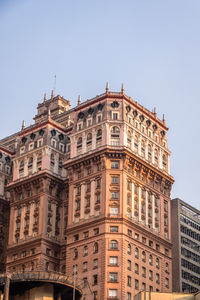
[0,85,174,299]
[171,198,200,293]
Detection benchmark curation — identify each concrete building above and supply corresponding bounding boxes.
[171,198,200,294]
[0,85,174,299]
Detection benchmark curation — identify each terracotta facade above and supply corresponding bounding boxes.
[0,86,174,299]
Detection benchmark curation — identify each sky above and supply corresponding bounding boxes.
[0,0,200,209]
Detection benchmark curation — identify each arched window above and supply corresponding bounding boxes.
[83,246,88,256]
[110,126,120,146]
[127,244,131,254]
[141,139,145,157]
[50,154,55,166]
[37,153,42,170]
[148,144,152,162]
[135,247,139,258]
[110,240,118,250]
[74,248,78,259]
[77,137,82,154]
[142,251,146,262]
[127,130,132,148]
[156,258,160,269]
[93,242,98,253]
[86,133,92,150]
[96,129,102,146]
[162,154,167,170]
[134,134,139,153]
[19,160,24,176]
[20,160,24,169]
[28,157,33,174]
[154,149,158,166]
[149,254,153,265]
[165,262,169,272]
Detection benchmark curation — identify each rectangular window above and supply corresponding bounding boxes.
[74,234,79,241]
[108,289,117,298]
[127,275,132,287]
[37,138,43,147]
[127,260,131,270]
[111,176,119,184]
[128,229,132,237]
[112,112,119,120]
[109,272,118,282]
[94,228,99,235]
[111,161,119,169]
[87,118,92,127]
[109,256,118,266]
[110,226,119,232]
[110,207,119,216]
[110,191,119,199]
[29,142,34,151]
[83,231,89,238]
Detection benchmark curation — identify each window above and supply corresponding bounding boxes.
[149,255,153,265]
[45,262,49,271]
[93,274,98,285]
[111,161,119,169]
[96,129,102,145]
[96,114,102,123]
[93,242,98,253]
[20,146,25,154]
[73,264,77,275]
[94,228,99,235]
[109,256,118,266]
[156,273,160,284]
[87,132,92,147]
[77,137,82,152]
[111,126,120,145]
[46,248,51,256]
[22,251,26,257]
[83,231,89,238]
[127,275,132,287]
[110,240,118,250]
[149,240,153,247]
[135,263,139,274]
[108,289,117,298]
[135,233,139,240]
[165,262,169,273]
[93,291,98,300]
[127,292,131,300]
[135,247,139,258]
[156,258,160,269]
[83,262,88,272]
[87,118,92,127]
[156,244,160,251]
[74,248,78,259]
[112,112,119,120]
[127,244,131,254]
[127,260,131,270]
[165,278,169,288]
[83,246,88,256]
[110,191,119,199]
[29,142,34,151]
[37,138,43,147]
[142,251,146,262]
[128,229,132,237]
[149,270,153,280]
[93,259,98,269]
[111,176,119,184]
[110,207,119,216]
[74,234,79,241]
[142,237,146,244]
[13,254,18,260]
[110,226,118,232]
[142,267,146,278]
[142,282,146,291]
[77,122,82,131]
[135,279,139,290]
[109,272,118,282]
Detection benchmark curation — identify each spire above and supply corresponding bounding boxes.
[121,83,125,93]
[51,90,54,99]
[153,107,157,118]
[43,93,47,102]
[78,95,81,106]
[21,120,25,131]
[106,82,109,93]
[162,113,166,126]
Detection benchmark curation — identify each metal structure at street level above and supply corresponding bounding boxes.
[0,271,90,300]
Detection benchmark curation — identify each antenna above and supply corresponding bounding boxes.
[54,75,56,93]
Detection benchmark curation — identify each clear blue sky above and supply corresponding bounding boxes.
[0,0,200,209]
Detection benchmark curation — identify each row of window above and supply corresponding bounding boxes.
[181,246,200,263]
[180,225,200,242]
[20,139,43,154]
[77,114,102,131]
[181,258,200,275]
[73,242,99,259]
[180,214,200,232]
[73,228,99,241]
[181,236,200,253]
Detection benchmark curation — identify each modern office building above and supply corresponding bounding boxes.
[171,198,200,294]
[0,85,174,299]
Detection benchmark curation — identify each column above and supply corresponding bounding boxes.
[152,193,155,229]
[24,157,28,177]
[12,208,17,243]
[90,180,95,216]
[138,185,142,222]
[54,152,59,174]
[131,182,135,218]
[145,190,148,226]
[80,183,85,219]
[72,187,76,222]
[42,147,50,170]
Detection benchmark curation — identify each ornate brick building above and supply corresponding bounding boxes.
[0,85,174,299]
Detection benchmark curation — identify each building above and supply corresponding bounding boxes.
[0,85,174,299]
[134,291,200,300]
[171,198,200,294]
